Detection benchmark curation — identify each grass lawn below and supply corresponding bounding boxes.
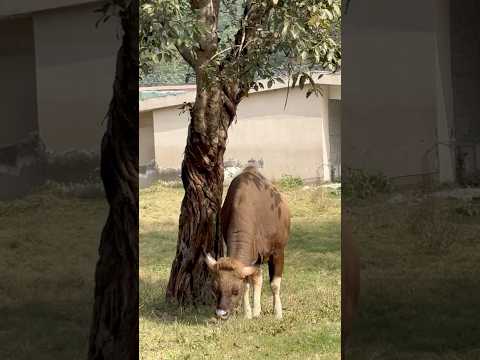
[140,183,341,360]
[346,191,480,360]
[0,184,108,360]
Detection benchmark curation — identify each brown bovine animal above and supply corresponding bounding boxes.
[341,218,360,359]
[205,166,291,320]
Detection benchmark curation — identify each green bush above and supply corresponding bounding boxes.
[45,180,105,199]
[455,201,480,217]
[46,150,100,183]
[277,175,304,190]
[157,180,183,189]
[342,168,392,199]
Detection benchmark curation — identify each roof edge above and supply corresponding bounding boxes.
[0,0,101,17]
[139,73,341,113]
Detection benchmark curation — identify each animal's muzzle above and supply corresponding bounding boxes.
[215,308,229,319]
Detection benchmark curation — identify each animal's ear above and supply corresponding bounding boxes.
[204,252,217,271]
[238,265,258,278]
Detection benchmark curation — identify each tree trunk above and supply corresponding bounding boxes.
[88,1,139,359]
[166,86,236,305]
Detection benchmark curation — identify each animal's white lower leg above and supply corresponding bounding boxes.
[243,282,252,319]
[271,276,283,319]
[252,269,263,317]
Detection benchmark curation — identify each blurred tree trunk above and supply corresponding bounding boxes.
[88,1,139,359]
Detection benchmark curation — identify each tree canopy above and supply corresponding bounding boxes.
[140,0,341,92]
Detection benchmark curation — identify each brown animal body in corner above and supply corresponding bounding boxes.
[341,218,360,359]
[205,166,291,320]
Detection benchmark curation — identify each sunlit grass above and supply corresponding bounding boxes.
[140,183,341,360]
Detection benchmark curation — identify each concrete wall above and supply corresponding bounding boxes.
[343,0,455,183]
[139,112,154,166]
[152,106,189,170]
[433,0,455,183]
[0,17,38,146]
[451,0,480,143]
[329,99,341,179]
[450,0,480,177]
[236,86,322,118]
[451,0,480,177]
[151,86,335,181]
[0,17,44,200]
[33,2,120,152]
[232,86,331,181]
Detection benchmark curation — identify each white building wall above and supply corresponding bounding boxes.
[433,0,455,183]
[33,2,120,152]
[151,86,335,181]
[329,99,342,180]
[343,0,455,184]
[139,112,155,166]
[152,107,189,170]
[0,17,38,146]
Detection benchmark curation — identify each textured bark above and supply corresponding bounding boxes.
[88,1,139,359]
[166,86,237,305]
[166,0,259,306]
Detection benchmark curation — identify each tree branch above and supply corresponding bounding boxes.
[175,43,196,68]
[219,1,274,98]
[188,0,221,85]
[233,1,273,59]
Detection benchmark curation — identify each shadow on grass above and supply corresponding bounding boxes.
[140,229,214,326]
[0,301,90,360]
[348,275,480,357]
[139,276,215,326]
[346,196,480,358]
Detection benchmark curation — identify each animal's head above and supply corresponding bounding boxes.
[204,253,257,319]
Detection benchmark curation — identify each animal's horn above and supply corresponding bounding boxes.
[239,265,258,278]
[204,252,217,271]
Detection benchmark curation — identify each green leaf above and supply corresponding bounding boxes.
[140,0,342,91]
